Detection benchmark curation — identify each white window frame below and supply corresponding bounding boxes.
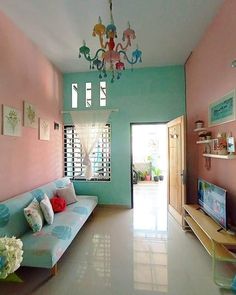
[86,82,92,108]
[72,83,78,108]
[100,81,107,107]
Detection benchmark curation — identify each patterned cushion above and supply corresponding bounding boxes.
[24,198,44,232]
[56,182,77,205]
[40,194,54,225]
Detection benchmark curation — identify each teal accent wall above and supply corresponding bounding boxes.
[63,66,185,207]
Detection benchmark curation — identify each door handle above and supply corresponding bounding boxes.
[180,170,186,185]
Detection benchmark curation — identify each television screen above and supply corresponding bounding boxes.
[197,178,227,229]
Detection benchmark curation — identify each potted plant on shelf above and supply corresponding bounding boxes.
[152,167,161,182]
[159,172,164,181]
[138,171,146,181]
[145,172,151,181]
[195,120,204,129]
[205,131,212,140]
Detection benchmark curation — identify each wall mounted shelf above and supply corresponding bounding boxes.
[203,153,236,159]
[196,140,212,144]
[193,127,207,133]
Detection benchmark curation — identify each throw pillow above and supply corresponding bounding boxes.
[40,194,54,225]
[56,182,77,205]
[24,198,44,232]
[50,196,66,213]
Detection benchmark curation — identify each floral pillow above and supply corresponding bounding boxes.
[24,198,44,232]
[56,182,77,205]
[40,194,54,225]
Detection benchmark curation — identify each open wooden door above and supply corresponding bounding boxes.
[167,116,186,226]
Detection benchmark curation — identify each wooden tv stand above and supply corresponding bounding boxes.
[183,204,236,287]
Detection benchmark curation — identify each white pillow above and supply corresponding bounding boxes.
[56,182,77,205]
[40,194,54,225]
[24,198,44,232]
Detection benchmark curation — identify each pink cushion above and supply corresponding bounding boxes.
[56,182,77,205]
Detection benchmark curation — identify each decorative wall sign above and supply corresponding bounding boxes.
[24,101,37,128]
[227,136,235,154]
[2,105,21,137]
[212,138,219,154]
[208,90,236,127]
[39,118,50,140]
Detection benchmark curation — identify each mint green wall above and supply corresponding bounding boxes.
[63,66,185,207]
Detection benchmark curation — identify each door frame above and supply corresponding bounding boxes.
[130,122,168,209]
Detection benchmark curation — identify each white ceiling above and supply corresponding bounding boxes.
[0,0,223,73]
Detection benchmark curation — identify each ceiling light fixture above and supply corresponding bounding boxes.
[78,0,142,83]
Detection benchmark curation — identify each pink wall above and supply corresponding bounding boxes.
[186,0,236,225]
[0,11,63,201]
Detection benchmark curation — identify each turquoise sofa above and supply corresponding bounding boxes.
[0,177,98,274]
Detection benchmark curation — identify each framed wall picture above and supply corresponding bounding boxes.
[208,90,236,127]
[212,138,219,154]
[23,101,37,128]
[39,118,50,140]
[227,137,235,154]
[2,105,22,137]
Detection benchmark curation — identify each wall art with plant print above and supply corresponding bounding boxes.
[208,90,236,127]
[2,105,21,137]
[39,118,50,141]
[23,101,37,128]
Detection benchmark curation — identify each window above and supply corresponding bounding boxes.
[100,81,107,107]
[64,124,111,181]
[86,82,92,107]
[72,83,78,108]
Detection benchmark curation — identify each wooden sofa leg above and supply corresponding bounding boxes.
[51,264,58,276]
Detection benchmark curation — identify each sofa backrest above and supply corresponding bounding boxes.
[0,177,70,238]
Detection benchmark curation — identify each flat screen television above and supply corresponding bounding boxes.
[197,178,227,230]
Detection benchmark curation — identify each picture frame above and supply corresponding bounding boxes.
[39,118,50,140]
[2,105,22,137]
[227,136,235,154]
[23,101,37,128]
[212,138,219,154]
[208,90,236,127]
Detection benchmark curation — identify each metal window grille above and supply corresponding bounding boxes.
[64,124,111,181]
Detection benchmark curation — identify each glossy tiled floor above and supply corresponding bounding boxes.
[1,182,234,295]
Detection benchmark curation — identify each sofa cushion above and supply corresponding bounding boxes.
[40,194,54,225]
[50,196,66,213]
[21,195,98,268]
[56,183,77,205]
[24,198,44,232]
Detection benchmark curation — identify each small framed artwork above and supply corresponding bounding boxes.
[39,118,50,140]
[208,90,236,127]
[23,101,37,128]
[227,137,235,154]
[212,138,219,154]
[2,105,21,137]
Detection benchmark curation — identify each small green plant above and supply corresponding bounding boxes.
[152,167,161,176]
[137,171,147,181]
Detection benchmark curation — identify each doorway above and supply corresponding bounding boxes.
[131,124,168,212]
